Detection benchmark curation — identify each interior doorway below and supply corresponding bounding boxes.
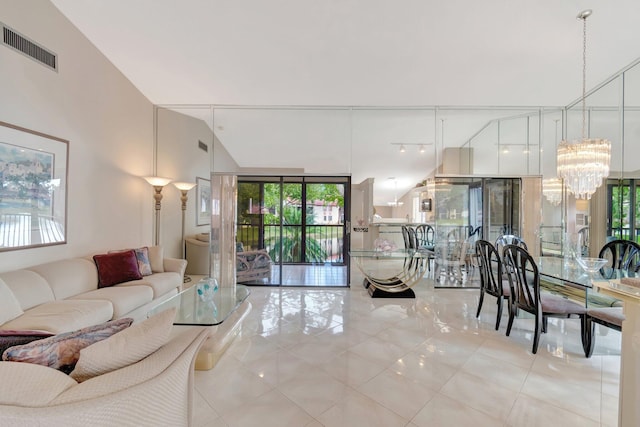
[483,178,521,243]
[236,176,350,287]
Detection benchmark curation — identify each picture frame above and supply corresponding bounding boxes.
[196,176,211,226]
[420,197,432,212]
[0,121,68,251]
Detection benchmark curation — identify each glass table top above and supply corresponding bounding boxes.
[535,256,638,288]
[349,249,432,259]
[148,282,250,326]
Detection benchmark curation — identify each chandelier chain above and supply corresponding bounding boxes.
[582,14,587,140]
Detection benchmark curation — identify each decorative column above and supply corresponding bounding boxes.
[210,173,237,289]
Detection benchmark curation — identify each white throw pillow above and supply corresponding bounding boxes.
[69,308,176,382]
[147,245,165,273]
[0,278,23,325]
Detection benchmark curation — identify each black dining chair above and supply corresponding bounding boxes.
[503,244,588,354]
[598,239,640,273]
[583,307,625,358]
[415,224,435,271]
[475,240,511,330]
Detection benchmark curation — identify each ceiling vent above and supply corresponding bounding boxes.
[1,22,57,71]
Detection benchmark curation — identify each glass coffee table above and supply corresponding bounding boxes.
[148,282,251,370]
[149,282,250,325]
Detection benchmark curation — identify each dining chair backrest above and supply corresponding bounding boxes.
[447,227,462,242]
[401,225,411,249]
[435,236,468,262]
[407,226,419,250]
[469,226,482,238]
[578,227,590,256]
[416,224,435,249]
[466,225,474,238]
[503,244,539,315]
[495,235,528,259]
[475,240,505,297]
[598,239,640,272]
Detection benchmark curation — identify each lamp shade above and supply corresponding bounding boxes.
[143,176,172,187]
[173,182,197,191]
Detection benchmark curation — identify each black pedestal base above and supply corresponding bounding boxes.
[363,279,416,298]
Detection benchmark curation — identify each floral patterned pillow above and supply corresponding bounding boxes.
[2,318,132,374]
[134,247,153,276]
[0,330,54,355]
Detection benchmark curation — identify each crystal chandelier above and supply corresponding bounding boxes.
[557,10,611,200]
[542,178,563,206]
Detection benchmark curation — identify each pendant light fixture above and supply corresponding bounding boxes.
[556,9,611,200]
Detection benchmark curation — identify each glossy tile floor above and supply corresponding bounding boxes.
[193,270,622,427]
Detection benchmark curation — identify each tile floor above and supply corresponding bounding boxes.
[192,269,622,427]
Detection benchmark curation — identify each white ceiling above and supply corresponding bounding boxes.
[50,0,640,205]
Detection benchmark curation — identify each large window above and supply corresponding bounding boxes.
[237,177,348,265]
[608,179,640,242]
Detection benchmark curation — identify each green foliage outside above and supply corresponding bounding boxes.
[237,181,343,263]
[608,183,640,242]
[265,206,327,263]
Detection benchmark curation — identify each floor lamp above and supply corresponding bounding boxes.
[173,181,197,259]
[143,176,172,246]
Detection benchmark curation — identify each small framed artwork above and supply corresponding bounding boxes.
[0,121,68,251]
[196,177,211,226]
[421,198,432,212]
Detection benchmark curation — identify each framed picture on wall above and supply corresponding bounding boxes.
[420,198,432,212]
[0,121,68,251]
[196,177,211,226]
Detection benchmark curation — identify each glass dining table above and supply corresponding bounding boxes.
[534,256,634,307]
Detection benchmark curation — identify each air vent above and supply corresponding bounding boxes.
[1,22,57,71]
[198,140,209,152]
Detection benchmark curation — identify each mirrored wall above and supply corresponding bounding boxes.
[153,57,640,272]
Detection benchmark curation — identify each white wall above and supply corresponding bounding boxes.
[156,108,240,258]
[157,109,213,258]
[0,0,155,271]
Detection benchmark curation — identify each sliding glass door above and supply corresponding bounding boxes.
[237,176,350,286]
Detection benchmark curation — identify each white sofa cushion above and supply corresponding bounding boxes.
[68,285,154,319]
[118,272,181,298]
[28,259,98,300]
[0,270,55,310]
[148,246,164,273]
[70,308,176,382]
[0,361,77,406]
[0,278,23,325]
[0,300,114,334]
[51,328,207,407]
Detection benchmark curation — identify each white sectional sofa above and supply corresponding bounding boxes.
[0,246,186,333]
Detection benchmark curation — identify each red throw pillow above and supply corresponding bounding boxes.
[93,250,143,288]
